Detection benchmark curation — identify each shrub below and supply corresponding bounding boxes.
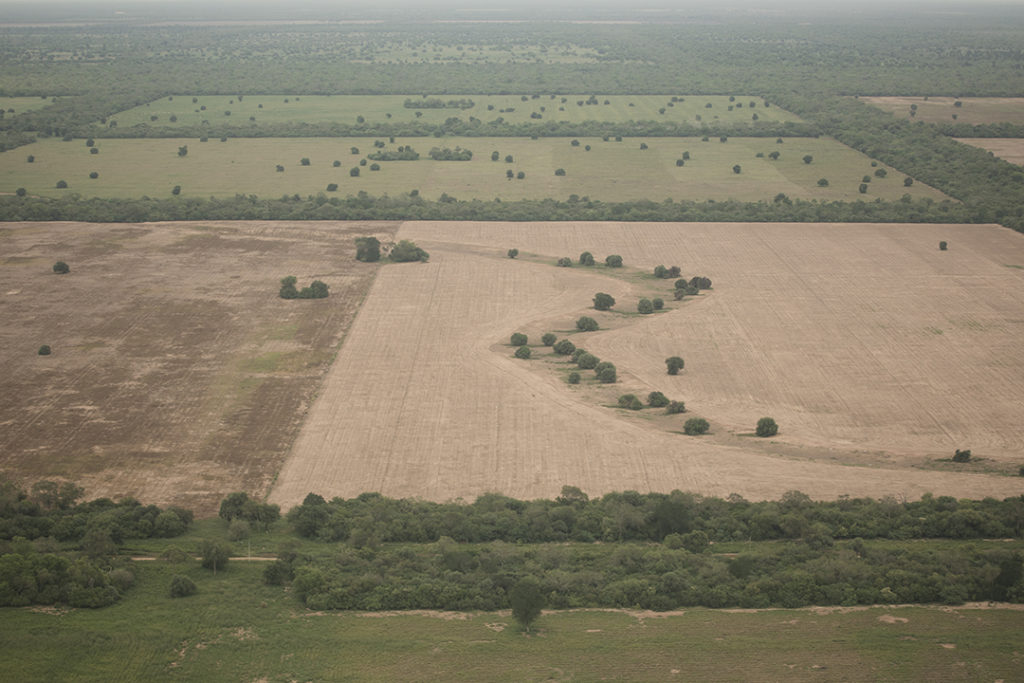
[690,276,713,290]
[597,364,617,383]
[904,177,914,187]
[279,275,298,299]
[859,183,868,194]
[199,540,231,573]
[577,353,599,370]
[674,278,688,290]
[554,168,566,176]
[939,241,948,251]
[571,347,587,362]
[648,391,669,407]
[516,171,525,180]
[605,255,623,267]
[38,345,51,356]
[874,168,887,178]
[350,167,360,177]
[953,449,972,463]
[326,183,338,192]
[666,400,686,414]
[514,345,531,359]
[169,575,197,598]
[733,164,742,174]
[557,257,572,267]
[541,333,557,346]
[510,577,545,632]
[27,155,34,163]
[817,178,829,187]
[756,417,779,437]
[333,160,341,167]
[618,394,640,409]
[576,316,599,332]
[300,157,311,166]
[172,185,181,195]
[507,248,518,259]
[355,236,381,262]
[652,298,664,310]
[275,165,284,172]
[15,188,26,197]
[665,356,685,375]
[593,293,615,311]
[89,171,98,179]
[637,298,654,314]
[579,251,595,266]
[389,239,429,262]
[263,560,294,586]
[52,261,69,274]
[802,155,813,164]
[510,332,528,346]
[553,339,575,355]
[56,180,67,189]
[684,418,709,435]
[228,518,251,541]
[567,372,581,385]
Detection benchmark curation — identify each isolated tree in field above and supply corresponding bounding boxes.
[596,364,617,384]
[510,577,545,632]
[169,575,197,598]
[576,317,599,332]
[553,339,575,355]
[817,178,829,187]
[904,177,914,187]
[953,449,972,463]
[510,332,528,346]
[516,171,525,180]
[802,155,813,164]
[684,418,709,435]
[178,145,188,157]
[637,298,654,314]
[593,293,615,310]
[506,169,514,179]
[567,372,581,384]
[557,257,572,267]
[172,185,182,195]
[554,168,566,176]
[38,345,51,356]
[27,155,34,163]
[514,345,531,359]
[491,151,500,161]
[939,241,948,251]
[542,333,557,346]
[504,154,513,163]
[579,251,595,266]
[652,298,664,310]
[648,391,670,408]
[56,180,67,188]
[666,400,686,414]
[389,240,429,262]
[199,539,231,574]
[507,248,518,259]
[733,164,742,174]
[326,183,338,192]
[859,183,868,194]
[605,255,623,268]
[768,151,780,160]
[15,188,26,197]
[577,352,599,369]
[874,168,887,178]
[355,236,381,262]
[666,356,685,375]
[756,417,779,437]
[52,261,69,274]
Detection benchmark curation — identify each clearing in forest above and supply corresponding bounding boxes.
[863,96,1024,125]
[271,220,1024,508]
[956,138,1024,166]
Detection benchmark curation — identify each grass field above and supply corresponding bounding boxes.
[862,96,1024,125]
[1,557,1022,682]
[109,94,798,128]
[1,136,942,202]
[270,220,1024,509]
[0,96,56,116]
[0,220,393,516]
[957,137,1024,166]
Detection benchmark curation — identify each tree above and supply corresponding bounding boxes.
[507,248,518,259]
[172,185,182,195]
[939,241,948,251]
[768,151,780,160]
[690,276,712,290]
[89,171,98,179]
[557,257,572,267]
[199,539,231,573]
[514,345,531,359]
[305,280,329,299]
[350,167,360,177]
[597,364,617,383]
[684,418,709,435]
[733,164,742,174]
[593,293,615,311]
[874,168,887,178]
[491,151,500,161]
[554,168,566,176]
[665,356,684,375]
[653,265,667,278]
[516,171,525,180]
[279,275,298,299]
[859,183,868,194]
[52,261,69,274]
[355,236,381,262]
[389,240,429,262]
[618,394,643,410]
[510,577,545,632]
[567,372,581,385]
[637,298,654,314]
[326,183,338,192]
[541,333,557,346]
[553,339,575,355]
[577,352,599,369]
[510,332,528,346]
[904,177,914,187]
[648,391,670,408]
[756,417,779,437]
[38,345,51,356]
[579,252,595,266]
[802,155,813,164]
[178,145,188,157]
[56,180,67,189]
[169,575,197,598]
[652,298,664,310]
[504,155,513,163]
[953,449,972,463]
[666,400,686,414]
[576,317,599,332]
[27,155,34,163]
[605,255,623,268]
[15,188,26,197]
[817,178,829,187]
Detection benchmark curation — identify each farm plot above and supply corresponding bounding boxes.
[269,221,1024,509]
[862,96,1024,125]
[956,138,1024,166]
[0,220,394,515]
[0,96,56,116]
[0,136,944,202]
[108,94,799,129]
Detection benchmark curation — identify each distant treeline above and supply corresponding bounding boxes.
[0,193,973,224]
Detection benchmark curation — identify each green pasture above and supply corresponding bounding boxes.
[862,96,1024,125]
[1,136,944,203]
[351,42,605,65]
[0,558,1021,682]
[108,94,799,129]
[0,96,55,116]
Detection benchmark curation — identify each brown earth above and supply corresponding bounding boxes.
[956,138,1024,166]
[0,220,395,515]
[270,221,1024,509]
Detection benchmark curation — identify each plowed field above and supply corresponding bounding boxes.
[270,221,1024,507]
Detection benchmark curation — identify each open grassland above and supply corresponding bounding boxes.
[1,560,1022,682]
[0,221,393,515]
[1,136,942,202]
[0,96,56,116]
[109,94,797,128]
[271,221,1024,509]
[862,96,1024,125]
[956,138,1024,166]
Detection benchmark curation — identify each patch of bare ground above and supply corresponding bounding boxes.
[956,138,1024,166]
[271,221,1024,508]
[0,220,396,515]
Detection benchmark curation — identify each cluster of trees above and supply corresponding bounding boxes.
[279,275,328,299]
[403,97,475,109]
[366,145,419,161]
[388,239,429,262]
[427,146,473,161]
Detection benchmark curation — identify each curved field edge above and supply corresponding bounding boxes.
[268,220,1024,508]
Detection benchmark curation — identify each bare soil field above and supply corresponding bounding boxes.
[862,96,1024,125]
[0,220,394,515]
[956,138,1024,166]
[271,221,1024,508]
